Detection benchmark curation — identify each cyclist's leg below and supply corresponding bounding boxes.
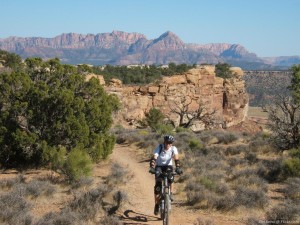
[154,166,162,205]
[167,166,174,201]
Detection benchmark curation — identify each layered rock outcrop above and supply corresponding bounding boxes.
[103,66,248,131]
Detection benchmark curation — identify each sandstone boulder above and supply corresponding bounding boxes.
[85,73,105,85]
[109,78,122,87]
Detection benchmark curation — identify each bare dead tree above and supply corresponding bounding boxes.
[168,96,217,129]
[263,94,300,150]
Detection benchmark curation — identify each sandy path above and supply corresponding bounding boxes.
[110,144,244,225]
[111,144,195,225]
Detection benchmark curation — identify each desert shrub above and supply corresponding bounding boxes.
[198,176,217,192]
[174,131,196,150]
[25,180,56,197]
[0,192,32,225]
[230,168,258,181]
[288,148,300,158]
[208,194,235,211]
[225,144,248,156]
[266,201,299,223]
[189,138,203,151]
[64,147,93,181]
[231,175,268,192]
[197,131,213,144]
[115,129,146,144]
[234,185,268,208]
[212,130,239,144]
[282,158,300,177]
[185,181,207,205]
[244,151,258,164]
[282,178,300,204]
[156,124,174,135]
[35,210,80,225]
[37,172,63,184]
[186,179,233,210]
[11,183,27,196]
[69,187,105,220]
[71,177,93,190]
[0,174,25,190]
[248,137,274,153]
[109,163,130,185]
[228,157,247,167]
[257,159,283,182]
[176,126,192,133]
[137,138,159,152]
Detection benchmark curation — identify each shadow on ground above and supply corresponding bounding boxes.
[120,209,161,224]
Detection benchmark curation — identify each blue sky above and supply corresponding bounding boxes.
[0,0,299,57]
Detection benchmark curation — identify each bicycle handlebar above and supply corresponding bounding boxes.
[149,167,180,176]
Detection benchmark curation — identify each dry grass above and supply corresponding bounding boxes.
[0,162,130,224]
[113,128,300,223]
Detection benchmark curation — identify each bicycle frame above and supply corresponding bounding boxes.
[157,170,176,225]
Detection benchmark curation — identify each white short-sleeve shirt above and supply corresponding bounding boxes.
[154,144,178,166]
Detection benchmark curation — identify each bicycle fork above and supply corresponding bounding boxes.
[160,177,171,217]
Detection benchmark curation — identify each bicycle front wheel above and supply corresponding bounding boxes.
[163,194,170,225]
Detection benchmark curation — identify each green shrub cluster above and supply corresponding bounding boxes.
[93,63,196,85]
[0,52,118,179]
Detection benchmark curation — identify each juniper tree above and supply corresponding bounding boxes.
[0,56,119,170]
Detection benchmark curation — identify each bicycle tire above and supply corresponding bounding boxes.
[160,198,164,220]
[163,194,170,225]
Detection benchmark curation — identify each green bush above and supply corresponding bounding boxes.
[283,158,300,177]
[215,63,234,79]
[289,148,300,158]
[0,57,118,169]
[175,126,191,133]
[64,147,93,181]
[144,108,165,131]
[188,138,203,151]
[156,124,174,135]
[42,143,67,171]
[199,177,217,191]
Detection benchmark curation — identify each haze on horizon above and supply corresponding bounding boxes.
[0,0,299,57]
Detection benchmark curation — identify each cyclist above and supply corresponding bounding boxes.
[149,135,183,215]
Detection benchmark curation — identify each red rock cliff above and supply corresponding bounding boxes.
[104,66,248,131]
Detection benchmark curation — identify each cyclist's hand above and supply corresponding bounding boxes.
[175,167,183,175]
[149,158,156,168]
[149,167,156,174]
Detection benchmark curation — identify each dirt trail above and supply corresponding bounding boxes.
[110,144,244,225]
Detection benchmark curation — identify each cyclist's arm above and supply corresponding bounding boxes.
[174,153,179,160]
[150,146,160,167]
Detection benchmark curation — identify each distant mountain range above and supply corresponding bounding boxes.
[0,30,299,70]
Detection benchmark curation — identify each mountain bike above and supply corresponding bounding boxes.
[150,168,178,225]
